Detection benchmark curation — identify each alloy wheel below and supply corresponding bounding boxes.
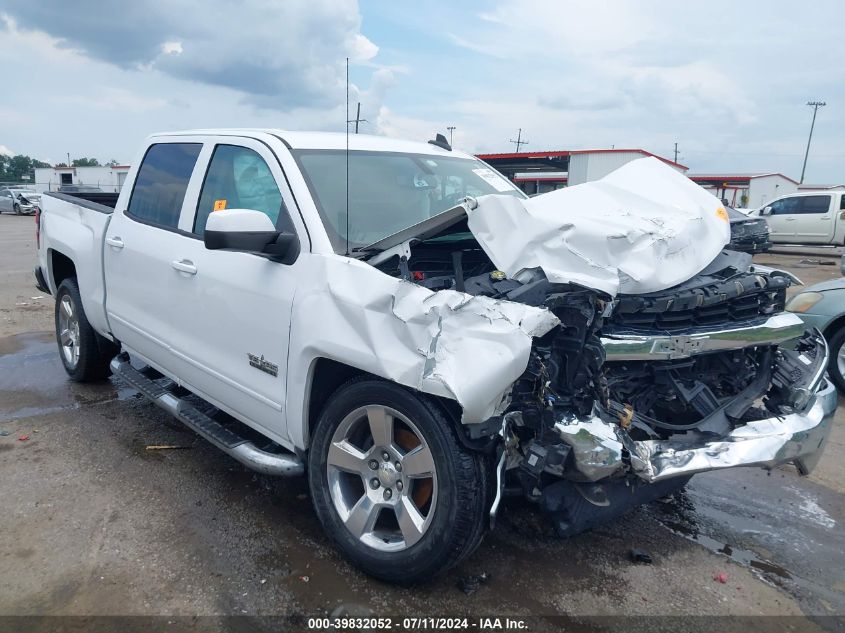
[58,295,81,368]
[326,405,437,552]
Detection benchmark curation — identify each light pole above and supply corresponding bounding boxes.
[447,126,456,147]
[800,101,826,184]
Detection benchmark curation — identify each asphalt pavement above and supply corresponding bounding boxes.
[1,214,843,628]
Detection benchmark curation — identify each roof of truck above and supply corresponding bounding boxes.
[151,129,473,159]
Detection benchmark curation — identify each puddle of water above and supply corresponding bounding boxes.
[650,493,794,583]
[0,332,134,420]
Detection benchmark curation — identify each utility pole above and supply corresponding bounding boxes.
[509,128,529,152]
[347,102,367,134]
[800,100,826,183]
[447,126,456,147]
[67,152,71,166]
[673,142,679,163]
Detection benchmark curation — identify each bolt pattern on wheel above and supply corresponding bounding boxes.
[326,405,437,553]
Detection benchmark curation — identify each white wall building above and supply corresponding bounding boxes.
[33,165,131,193]
[689,173,799,209]
[566,149,688,186]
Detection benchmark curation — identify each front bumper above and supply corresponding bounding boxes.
[601,312,806,361]
[555,329,835,483]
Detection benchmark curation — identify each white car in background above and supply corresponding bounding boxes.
[0,187,41,215]
[752,191,845,245]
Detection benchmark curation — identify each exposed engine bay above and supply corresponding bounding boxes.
[373,227,832,536]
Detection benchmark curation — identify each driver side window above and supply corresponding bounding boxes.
[769,198,800,215]
[194,145,294,236]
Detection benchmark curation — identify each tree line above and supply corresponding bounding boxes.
[0,154,118,183]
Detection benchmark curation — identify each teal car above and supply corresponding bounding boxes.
[787,275,845,391]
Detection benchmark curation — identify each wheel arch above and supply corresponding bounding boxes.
[48,249,77,291]
[302,357,463,451]
[823,314,845,340]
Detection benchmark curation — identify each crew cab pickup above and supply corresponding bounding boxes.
[36,130,835,583]
[753,190,845,244]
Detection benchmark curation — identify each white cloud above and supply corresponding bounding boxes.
[3,0,380,110]
[0,144,15,156]
[160,41,182,55]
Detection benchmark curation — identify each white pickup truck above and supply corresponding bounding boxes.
[753,190,845,244]
[36,129,835,583]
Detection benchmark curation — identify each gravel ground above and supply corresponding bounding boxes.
[1,215,843,627]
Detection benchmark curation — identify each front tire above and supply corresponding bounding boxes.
[308,379,488,584]
[55,278,119,381]
[826,327,845,393]
[13,203,21,215]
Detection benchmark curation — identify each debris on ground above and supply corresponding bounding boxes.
[629,548,654,564]
[18,434,30,441]
[0,429,10,437]
[798,259,836,266]
[145,445,192,450]
[299,575,310,583]
[457,572,491,595]
[331,603,374,618]
[713,572,728,584]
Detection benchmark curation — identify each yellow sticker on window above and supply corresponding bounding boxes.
[213,199,227,211]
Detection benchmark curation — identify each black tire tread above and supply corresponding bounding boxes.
[55,278,118,382]
[826,327,845,393]
[308,377,488,584]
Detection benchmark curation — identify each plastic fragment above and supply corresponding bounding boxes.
[629,548,653,564]
[18,435,30,441]
[713,572,728,584]
[145,445,191,450]
[457,572,491,595]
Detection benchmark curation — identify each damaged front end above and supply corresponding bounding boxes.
[361,158,835,538]
[497,272,834,537]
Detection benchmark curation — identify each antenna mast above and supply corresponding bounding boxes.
[509,128,529,152]
[345,57,350,255]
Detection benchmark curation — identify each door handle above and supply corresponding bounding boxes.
[784,217,795,221]
[171,259,197,275]
[105,236,124,249]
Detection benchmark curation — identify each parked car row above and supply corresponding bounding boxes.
[0,187,41,215]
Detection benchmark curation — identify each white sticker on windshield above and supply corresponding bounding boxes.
[472,168,514,192]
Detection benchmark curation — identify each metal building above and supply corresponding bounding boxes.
[477,148,687,195]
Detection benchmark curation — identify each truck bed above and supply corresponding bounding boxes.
[43,191,119,212]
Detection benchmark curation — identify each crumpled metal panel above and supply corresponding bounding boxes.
[287,255,560,441]
[552,412,627,481]
[552,380,836,483]
[630,379,837,482]
[467,157,731,297]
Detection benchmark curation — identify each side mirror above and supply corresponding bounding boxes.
[204,209,300,263]
[760,206,773,216]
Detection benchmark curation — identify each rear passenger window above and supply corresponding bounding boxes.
[194,145,292,235]
[799,195,832,214]
[840,195,845,210]
[128,143,202,228]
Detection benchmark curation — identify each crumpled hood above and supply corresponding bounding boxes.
[466,157,731,297]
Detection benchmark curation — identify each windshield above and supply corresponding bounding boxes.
[292,150,525,252]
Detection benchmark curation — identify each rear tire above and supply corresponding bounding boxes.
[308,378,488,584]
[826,327,845,393]
[55,278,119,382]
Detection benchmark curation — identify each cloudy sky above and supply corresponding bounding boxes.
[1,0,843,181]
